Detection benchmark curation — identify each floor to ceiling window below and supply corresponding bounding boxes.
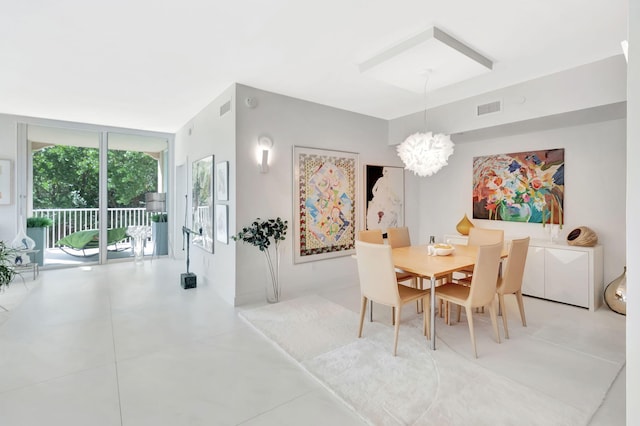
[24,124,169,268]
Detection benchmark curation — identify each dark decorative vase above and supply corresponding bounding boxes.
[604,267,626,315]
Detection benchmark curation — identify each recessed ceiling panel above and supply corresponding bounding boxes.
[359,27,493,93]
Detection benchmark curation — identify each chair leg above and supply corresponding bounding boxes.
[423,297,431,340]
[370,300,373,322]
[499,293,509,339]
[515,290,527,327]
[413,277,421,313]
[465,306,477,358]
[393,305,401,356]
[358,296,367,338]
[489,298,501,344]
[392,306,395,325]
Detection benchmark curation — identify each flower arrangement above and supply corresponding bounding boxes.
[473,152,563,226]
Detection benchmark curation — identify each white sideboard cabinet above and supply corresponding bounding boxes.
[522,241,603,311]
[443,234,604,311]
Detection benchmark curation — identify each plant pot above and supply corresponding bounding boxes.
[26,227,46,266]
[152,222,168,255]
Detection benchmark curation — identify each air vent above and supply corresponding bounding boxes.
[476,100,501,116]
[220,100,231,116]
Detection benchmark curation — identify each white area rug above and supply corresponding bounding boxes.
[240,295,623,426]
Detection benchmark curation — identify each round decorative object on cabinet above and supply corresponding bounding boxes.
[604,267,626,315]
[456,214,474,236]
[566,226,598,247]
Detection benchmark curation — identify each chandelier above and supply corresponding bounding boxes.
[396,73,454,177]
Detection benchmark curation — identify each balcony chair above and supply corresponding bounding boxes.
[55,227,129,257]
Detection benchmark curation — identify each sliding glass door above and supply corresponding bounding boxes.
[26,124,169,267]
[106,132,168,261]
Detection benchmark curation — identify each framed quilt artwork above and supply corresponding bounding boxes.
[364,165,404,235]
[293,146,359,263]
[192,155,214,252]
[472,148,564,225]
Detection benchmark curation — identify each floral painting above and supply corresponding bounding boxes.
[293,146,358,263]
[472,149,564,224]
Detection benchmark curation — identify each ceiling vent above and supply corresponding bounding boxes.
[220,100,231,116]
[476,100,502,116]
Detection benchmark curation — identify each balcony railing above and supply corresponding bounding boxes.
[32,208,155,249]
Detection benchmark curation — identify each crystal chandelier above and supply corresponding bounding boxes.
[397,72,454,177]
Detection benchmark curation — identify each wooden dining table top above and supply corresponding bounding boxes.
[391,244,508,279]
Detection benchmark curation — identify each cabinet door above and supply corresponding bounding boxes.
[522,246,545,298]
[545,248,589,308]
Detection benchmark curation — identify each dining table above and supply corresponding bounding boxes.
[391,243,507,350]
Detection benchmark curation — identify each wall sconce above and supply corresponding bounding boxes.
[258,136,273,173]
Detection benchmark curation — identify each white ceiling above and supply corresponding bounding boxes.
[0,0,628,133]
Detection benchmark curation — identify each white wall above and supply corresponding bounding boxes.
[233,84,415,305]
[389,55,627,145]
[414,119,626,287]
[173,84,237,305]
[0,114,18,242]
[627,0,639,422]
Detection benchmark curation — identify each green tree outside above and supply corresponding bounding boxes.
[33,145,159,209]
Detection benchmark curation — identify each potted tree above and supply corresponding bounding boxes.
[26,216,53,266]
[232,217,287,303]
[150,213,168,255]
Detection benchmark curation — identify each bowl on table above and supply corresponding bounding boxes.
[433,243,455,256]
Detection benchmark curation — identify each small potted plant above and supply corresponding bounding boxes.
[232,217,287,303]
[150,213,168,255]
[26,216,53,266]
[0,241,18,291]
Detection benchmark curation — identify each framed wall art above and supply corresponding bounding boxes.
[364,164,404,235]
[216,160,229,201]
[0,159,11,205]
[216,204,228,244]
[293,146,359,263]
[472,148,564,224]
[192,155,214,252]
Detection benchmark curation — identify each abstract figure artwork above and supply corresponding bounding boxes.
[365,165,404,235]
[472,149,564,224]
[293,146,358,263]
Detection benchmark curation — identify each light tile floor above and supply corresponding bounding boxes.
[0,259,625,425]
